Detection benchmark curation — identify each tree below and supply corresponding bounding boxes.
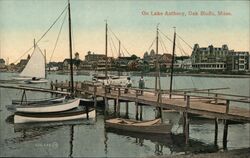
[130,54,138,60]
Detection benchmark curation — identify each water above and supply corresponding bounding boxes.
[0,72,249,157]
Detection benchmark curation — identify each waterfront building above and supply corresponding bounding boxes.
[191,44,233,70]
[230,51,249,71]
[85,51,105,62]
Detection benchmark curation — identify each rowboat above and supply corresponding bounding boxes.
[14,106,95,124]
[16,98,80,113]
[105,118,172,134]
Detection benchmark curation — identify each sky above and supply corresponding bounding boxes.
[0,0,249,63]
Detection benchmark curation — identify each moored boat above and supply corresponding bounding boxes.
[105,118,172,134]
[12,96,65,105]
[14,107,95,124]
[92,74,128,86]
[16,98,80,113]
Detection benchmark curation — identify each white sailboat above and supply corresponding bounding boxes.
[13,0,96,124]
[13,44,48,83]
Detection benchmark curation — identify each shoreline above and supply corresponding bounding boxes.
[1,70,250,78]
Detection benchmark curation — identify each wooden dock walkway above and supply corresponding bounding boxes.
[50,80,250,123]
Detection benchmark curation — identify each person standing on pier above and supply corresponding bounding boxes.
[139,76,145,95]
[125,77,132,93]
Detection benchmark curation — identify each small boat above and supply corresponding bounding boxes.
[24,77,48,84]
[105,118,172,134]
[16,98,80,113]
[92,74,128,86]
[12,96,65,105]
[14,106,95,124]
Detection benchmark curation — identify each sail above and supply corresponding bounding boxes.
[19,45,45,78]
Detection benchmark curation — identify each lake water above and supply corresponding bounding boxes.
[0,72,249,157]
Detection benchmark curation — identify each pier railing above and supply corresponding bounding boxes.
[50,80,250,122]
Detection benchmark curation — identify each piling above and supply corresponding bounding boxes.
[223,119,229,150]
[139,105,143,121]
[125,102,129,118]
[214,117,218,146]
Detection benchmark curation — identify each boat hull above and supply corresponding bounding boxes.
[12,97,65,105]
[16,98,80,113]
[25,79,48,84]
[14,108,96,124]
[105,118,172,134]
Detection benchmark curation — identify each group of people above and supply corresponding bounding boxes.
[125,76,145,95]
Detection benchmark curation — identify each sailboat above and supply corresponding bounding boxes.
[92,22,128,87]
[13,44,48,83]
[104,25,173,134]
[13,0,95,124]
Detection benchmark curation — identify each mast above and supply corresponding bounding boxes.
[169,27,176,99]
[155,24,160,93]
[68,0,74,94]
[44,49,47,79]
[33,39,36,48]
[155,24,163,122]
[118,40,121,77]
[105,21,108,79]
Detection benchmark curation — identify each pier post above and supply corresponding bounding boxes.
[214,117,218,146]
[125,102,129,118]
[184,92,186,101]
[114,99,117,114]
[93,85,97,121]
[223,119,229,150]
[50,81,53,90]
[61,81,64,91]
[55,80,58,91]
[50,81,54,96]
[215,94,218,104]
[186,95,190,108]
[139,105,143,121]
[68,81,71,92]
[185,112,189,145]
[226,100,230,114]
[104,85,109,117]
[116,88,121,117]
[135,92,139,120]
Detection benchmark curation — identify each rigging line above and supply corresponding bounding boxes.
[176,38,184,57]
[108,36,114,58]
[49,11,67,63]
[158,36,165,54]
[159,35,168,53]
[13,5,68,64]
[108,26,132,57]
[159,29,172,43]
[176,33,193,50]
[107,26,120,42]
[109,35,118,57]
[147,38,156,53]
[160,30,190,56]
[121,44,131,56]
[177,38,189,56]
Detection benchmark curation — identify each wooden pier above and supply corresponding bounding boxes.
[51,80,250,148]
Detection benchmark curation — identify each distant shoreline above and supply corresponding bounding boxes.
[1,70,250,78]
